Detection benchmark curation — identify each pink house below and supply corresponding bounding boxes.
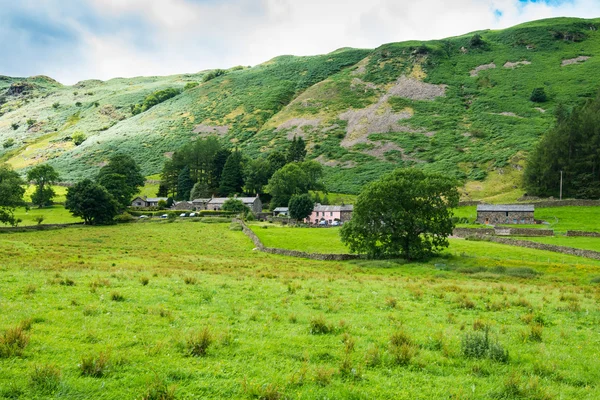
[305,204,354,225]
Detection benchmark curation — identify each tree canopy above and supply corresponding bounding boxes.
[219,151,244,196]
[222,198,249,214]
[524,93,600,198]
[286,136,307,163]
[97,154,145,206]
[288,194,314,221]
[340,168,459,260]
[65,179,120,225]
[27,164,59,208]
[267,163,310,209]
[0,164,26,226]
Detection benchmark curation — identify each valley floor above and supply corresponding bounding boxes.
[0,221,599,399]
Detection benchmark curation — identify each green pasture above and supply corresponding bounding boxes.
[0,221,599,398]
[11,205,81,226]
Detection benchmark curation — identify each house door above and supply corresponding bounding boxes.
[485,218,489,225]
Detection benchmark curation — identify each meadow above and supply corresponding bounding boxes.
[1,220,599,399]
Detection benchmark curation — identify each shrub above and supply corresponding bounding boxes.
[0,325,30,357]
[470,34,485,47]
[114,213,135,223]
[184,82,199,90]
[26,119,36,126]
[79,352,110,377]
[530,87,548,103]
[75,102,82,107]
[2,138,15,148]
[309,316,333,334]
[52,102,60,109]
[72,131,86,146]
[29,364,61,394]
[202,69,227,83]
[186,327,212,357]
[11,123,19,130]
[34,215,44,225]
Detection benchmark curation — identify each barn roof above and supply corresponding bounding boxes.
[208,197,259,205]
[477,204,534,212]
[146,197,168,203]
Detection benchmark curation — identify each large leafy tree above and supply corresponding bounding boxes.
[27,164,59,208]
[267,163,309,209]
[222,198,249,214]
[97,173,130,210]
[65,179,120,225]
[524,94,600,199]
[340,168,459,260]
[288,194,314,221]
[244,158,271,195]
[96,154,145,205]
[0,164,26,226]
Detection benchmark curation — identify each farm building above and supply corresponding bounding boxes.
[273,207,289,217]
[476,204,535,225]
[205,195,263,214]
[131,197,168,208]
[305,204,354,225]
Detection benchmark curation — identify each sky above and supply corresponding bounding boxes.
[0,0,598,84]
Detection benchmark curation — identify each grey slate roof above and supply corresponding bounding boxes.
[192,198,211,204]
[209,197,259,205]
[314,204,354,212]
[273,207,289,212]
[146,197,168,203]
[477,204,534,212]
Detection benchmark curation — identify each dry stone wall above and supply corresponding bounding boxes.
[468,236,600,261]
[566,231,600,237]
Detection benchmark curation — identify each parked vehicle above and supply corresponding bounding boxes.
[180,213,187,217]
[160,214,168,219]
[139,215,149,219]
[318,220,328,226]
[332,220,340,226]
[190,212,197,217]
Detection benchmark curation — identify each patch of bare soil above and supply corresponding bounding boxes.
[351,78,378,91]
[351,57,370,76]
[491,112,523,118]
[99,105,125,120]
[561,56,590,66]
[534,107,546,113]
[164,152,174,159]
[503,60,531,69]
[193,124,230,136]
[470,63,496,77]
[387,76,447,101]
[314,155,356,169]
[339,76,444,148]
[275,118,322,139]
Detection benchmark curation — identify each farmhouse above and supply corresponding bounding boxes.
[306,204,354,225]
[476,204,535,225]
[273,207,289,217]
[206,195,263,214]
[131,197,168,208]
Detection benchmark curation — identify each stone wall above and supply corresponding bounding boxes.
[453,228,495,237]
[566,230,600,237]
[468,236,600,261]
[236,219,360,261]
[532,200,600,208]
[498,228,554,237]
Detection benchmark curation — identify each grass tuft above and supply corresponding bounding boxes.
[186,328,213,357]
[0,325,30,358]
[142,377,176,400]
[309,316,333,335]
[29,364,61,394]
[79,351,110,377]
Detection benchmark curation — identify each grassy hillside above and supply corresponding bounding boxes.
[1,17,600,194]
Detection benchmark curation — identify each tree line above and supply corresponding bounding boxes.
[158,135,324,209]
[524,92,600,199]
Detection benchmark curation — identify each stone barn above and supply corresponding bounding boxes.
[476,204,535,225]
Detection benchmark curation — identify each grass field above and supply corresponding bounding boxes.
[11,205,81,226]
[1,221,599,399]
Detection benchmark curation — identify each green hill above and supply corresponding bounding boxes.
[1,17,599,196]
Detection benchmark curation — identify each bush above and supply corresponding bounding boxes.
[26,119,36,126]
[79,352,110,377]
[11,123,19,130]
[186,328,213,357]
[114,212,135,223]
[184,82,199,90]
[52,102,60,109]
[530,87,548,103]
[202,69,227,83]
[3,138,15,148]
[72,131,86,146]
[470,34,485,47]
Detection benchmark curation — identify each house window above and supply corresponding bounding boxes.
[505,212,509,217]
[330,212,333,216]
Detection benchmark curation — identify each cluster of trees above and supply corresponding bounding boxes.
[159,135,323,209]
[65,155,145,225]
[0,164,26,226]
[524,93,600,199]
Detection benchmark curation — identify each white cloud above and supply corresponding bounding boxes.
[3,0,599,83]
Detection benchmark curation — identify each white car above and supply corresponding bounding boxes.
[139,215,149,219]
[190,212,197,217]
[160,214,168,219]
[180,213,187,217]
[318,220,328,226]
[331,220,340,226]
